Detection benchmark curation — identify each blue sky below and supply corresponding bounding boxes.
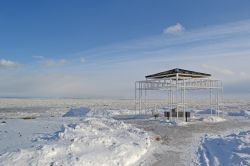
[1,0,250,98]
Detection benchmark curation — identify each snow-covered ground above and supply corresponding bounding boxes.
[201,116,226,123]
[0,117,150,166]
[198,130,250,166]
[0,98,250,166]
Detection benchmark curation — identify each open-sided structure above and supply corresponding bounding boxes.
[135,68,223,120]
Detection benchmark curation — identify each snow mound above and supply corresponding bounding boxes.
[62,107,90,117]
[87,109,135,117]
[227,110,250,118]
[0,118,150,166]
[198,130,250,166]
[202,116,226,123]
[192,109,218,115]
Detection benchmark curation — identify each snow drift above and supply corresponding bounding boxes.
[201,116,226,123]
[62,107,90,117]
[191,109,221,115]
[198,130,250,166]
[227,110,250,118]
[0,118,150,166]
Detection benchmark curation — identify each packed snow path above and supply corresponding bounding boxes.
[118,116,250,166]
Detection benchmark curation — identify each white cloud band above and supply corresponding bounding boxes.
[0,59,19,69]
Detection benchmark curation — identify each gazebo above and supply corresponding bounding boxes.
[135,68,223,120]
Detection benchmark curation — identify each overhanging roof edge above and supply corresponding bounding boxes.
[145,68,211,79]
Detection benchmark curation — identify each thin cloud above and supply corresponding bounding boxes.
[43,59,68,67]
[163,23,185,34]
[2,19,250,97]
[75,19,250,67]
[202,64,235,76]
[0,59,19,69]
[32,55,44,59]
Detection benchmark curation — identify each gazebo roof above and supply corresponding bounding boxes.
[145,68,211,79]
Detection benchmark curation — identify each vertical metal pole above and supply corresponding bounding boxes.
[144,83,147,115]
[135,82,137,115]
[168,86,170,111]
[141,82,143,114]
[180,79,183,120]
[184,81,186,120]
[183,79,185,121]
[139,82,141,114]
[138,82,140,115]
[181,80,183,111]
[216,87,219,116]
[176,73,179,120]
[221,82,224,117]
[170,79,173,120]
[210,85,212,116]
[141,82,143,115]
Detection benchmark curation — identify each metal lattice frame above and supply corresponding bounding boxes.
[135,73,223,120]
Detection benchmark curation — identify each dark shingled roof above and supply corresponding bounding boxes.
[146,68,211,79]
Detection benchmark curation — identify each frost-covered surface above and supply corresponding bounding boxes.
[0,98,249,119]
[1,98,250,166]
[191,109,219,115]
[0,98,154,119]
[198,130,250,166]
[87,108,135,117]
[201,116,226,123]
[0,117,150,166]
[227,110,250,118]
[63,107,90,117]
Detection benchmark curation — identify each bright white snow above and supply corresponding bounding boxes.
[1,98,250,166]
[62,107,90,117]
[201,116,226,123]
[0,117,150,166]
[198,130,250,166]
[228,110,250,118]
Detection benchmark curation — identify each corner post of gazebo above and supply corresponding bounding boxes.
[144,81,147,115]
[135,81,137,115]
[176,73,179,120]
[209,79,212,116]
[183,78,186,121]
[170,78,173,120]
[221,81,224,117]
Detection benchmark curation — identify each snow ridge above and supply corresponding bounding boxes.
[198,131,250,166]
[0,118,150,166]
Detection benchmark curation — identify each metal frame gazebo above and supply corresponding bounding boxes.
[135,68,223,120]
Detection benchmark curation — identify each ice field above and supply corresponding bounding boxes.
[0,98,250,166]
